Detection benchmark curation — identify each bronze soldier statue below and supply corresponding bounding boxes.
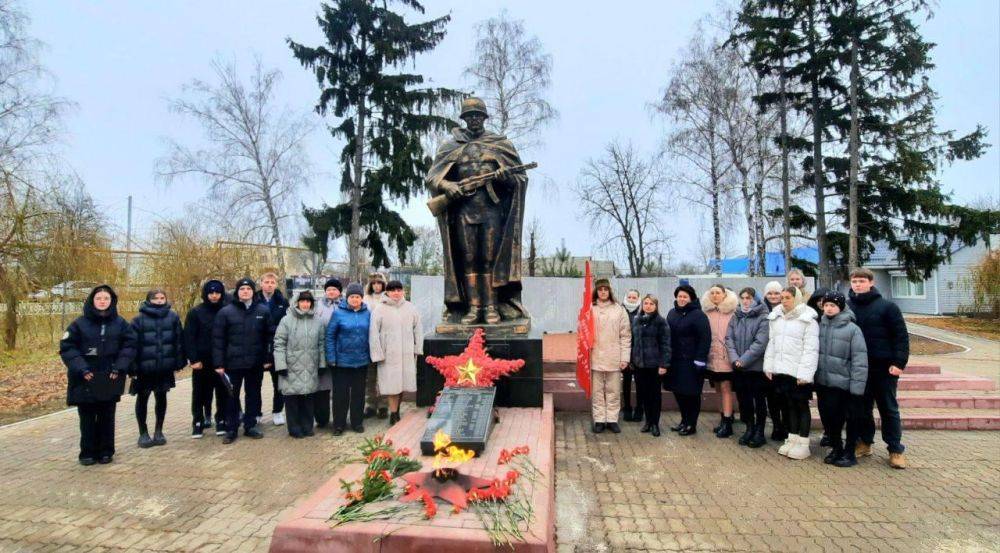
[425,97,533,332]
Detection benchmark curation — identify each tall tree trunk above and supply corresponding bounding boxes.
[848,2,861,271]
[778,59,792,274]
[808,4,829,286]
[528,229,536,277]
[263,198,286,277]
[0,266,18,351]
[350,94,366,284]
[709,112,723,274]
[739,170,756,276]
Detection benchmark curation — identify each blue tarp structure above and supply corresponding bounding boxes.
[715,247,819,276]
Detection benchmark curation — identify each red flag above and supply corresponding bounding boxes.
[576,261,594,398]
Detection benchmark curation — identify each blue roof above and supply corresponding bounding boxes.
[716,247,819,276]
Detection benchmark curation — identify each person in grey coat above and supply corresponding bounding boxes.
[815,291,868,468]
[725,287,770,448]
[313,278,341,427]
[273,291,326,438]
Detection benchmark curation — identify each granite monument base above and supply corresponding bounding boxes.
[268,395,556,553]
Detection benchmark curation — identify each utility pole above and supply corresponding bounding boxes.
[124,195,133,293]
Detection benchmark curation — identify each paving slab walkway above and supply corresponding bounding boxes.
[906,319,1000,384]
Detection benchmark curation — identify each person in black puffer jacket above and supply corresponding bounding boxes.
[254,272,288,426]
[665,285,711,436]
[60,285,136,465]
[630,294,670,436]
[129,289,185,448]
[847,268,910,469]
[184,279,229,438]
[213,278,274,443]
[620,289,643,423]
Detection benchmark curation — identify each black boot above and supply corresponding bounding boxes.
[640,423,652,433]
[592,422,605,433]
[770,423,788,441]
[713,415,724,434]
[834,449,857,468]
[747,423,767,448]
[737,423,753,446]
[620,408,633,422]
[715,416,734,438]
[820,433,831,448]
[607,422,622,434]
[824,447,842,465]
[678,425,697,436]
[632,405,644,423]
[377,407,389,419]
[669,421,684,432]
[389,411,400,425]
[650,424,661,437]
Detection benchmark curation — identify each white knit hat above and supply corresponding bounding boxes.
[764,281,783,294]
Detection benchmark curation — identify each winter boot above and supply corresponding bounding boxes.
[137,433,154,449]
[824,447,842,465]
[712,414,725,434]
[152,430,166,446]
[777,437,793,457]
[738,423,753,446]
[819,433,831,448]
[631,405,644,423]
[834,449,858,468]
[747,424,767,448]
[787,436,811,460]
[715,416,734,438]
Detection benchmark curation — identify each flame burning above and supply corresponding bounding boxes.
[432,429,475,475]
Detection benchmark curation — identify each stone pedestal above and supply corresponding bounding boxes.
[417,328,543,408]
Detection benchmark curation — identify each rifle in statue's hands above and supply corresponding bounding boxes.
[426,162,537,217]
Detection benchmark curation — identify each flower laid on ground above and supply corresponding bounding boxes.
[328,435,422,526]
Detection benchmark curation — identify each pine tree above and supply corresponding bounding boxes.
[827,0,995,278]
[288,0,461,280]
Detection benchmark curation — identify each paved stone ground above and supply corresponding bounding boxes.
[0,377,375,553]
[554,413,1000,553]
[1,375,998,552]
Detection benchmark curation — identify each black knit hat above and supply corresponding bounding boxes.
[324,278,342,292]
[674,284,697,300]
[822,290,846,311]
[235,277,256,292]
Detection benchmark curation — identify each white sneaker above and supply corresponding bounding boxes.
[273,412,285,426]
[778,437,793,456]
[787,436,811,460]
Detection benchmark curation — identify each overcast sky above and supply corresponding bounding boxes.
[24,0,1000,266]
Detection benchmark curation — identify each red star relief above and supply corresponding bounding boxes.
[424,328,525,388]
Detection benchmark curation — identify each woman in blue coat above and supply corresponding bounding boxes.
[129,289,186,448]
[60,285,136,465]
[665,284,711,436]
[325,283,371,435]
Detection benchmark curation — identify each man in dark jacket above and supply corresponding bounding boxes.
[213,278,274,443]
[60,285,136,465]
[254,272,288,426]
[847,267,910,469]
[184,279,229,438]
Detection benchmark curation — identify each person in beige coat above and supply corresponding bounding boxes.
[703,285,739,438]
[368,280,422,425]
[590,278,632,434]
[363,272,387,419]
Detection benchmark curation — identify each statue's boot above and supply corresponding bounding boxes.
[461,273,481,324]
[482,275,501,324]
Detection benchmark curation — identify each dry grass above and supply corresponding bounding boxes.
[909,334,965,355]
[909,317,1000,342]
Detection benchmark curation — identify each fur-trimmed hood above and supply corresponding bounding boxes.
[702,288,738,315]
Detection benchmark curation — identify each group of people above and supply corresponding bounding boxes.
[59,271,423,466]
[588,268,910,469]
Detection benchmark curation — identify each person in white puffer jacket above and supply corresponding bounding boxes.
[764,286,819,460]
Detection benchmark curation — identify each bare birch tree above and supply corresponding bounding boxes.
[654,32,736,274]
[575,141,670,277]
[157,57,314,277]
[464,10,557,149]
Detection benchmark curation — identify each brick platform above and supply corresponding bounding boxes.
[269,395,555,553]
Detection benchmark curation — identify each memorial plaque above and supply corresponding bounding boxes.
[420,387,496,456]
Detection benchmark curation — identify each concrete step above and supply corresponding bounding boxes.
[808,407,1000,431]
[902,363,941,375]
[897,373,996,392]
[895,391,1000,410]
